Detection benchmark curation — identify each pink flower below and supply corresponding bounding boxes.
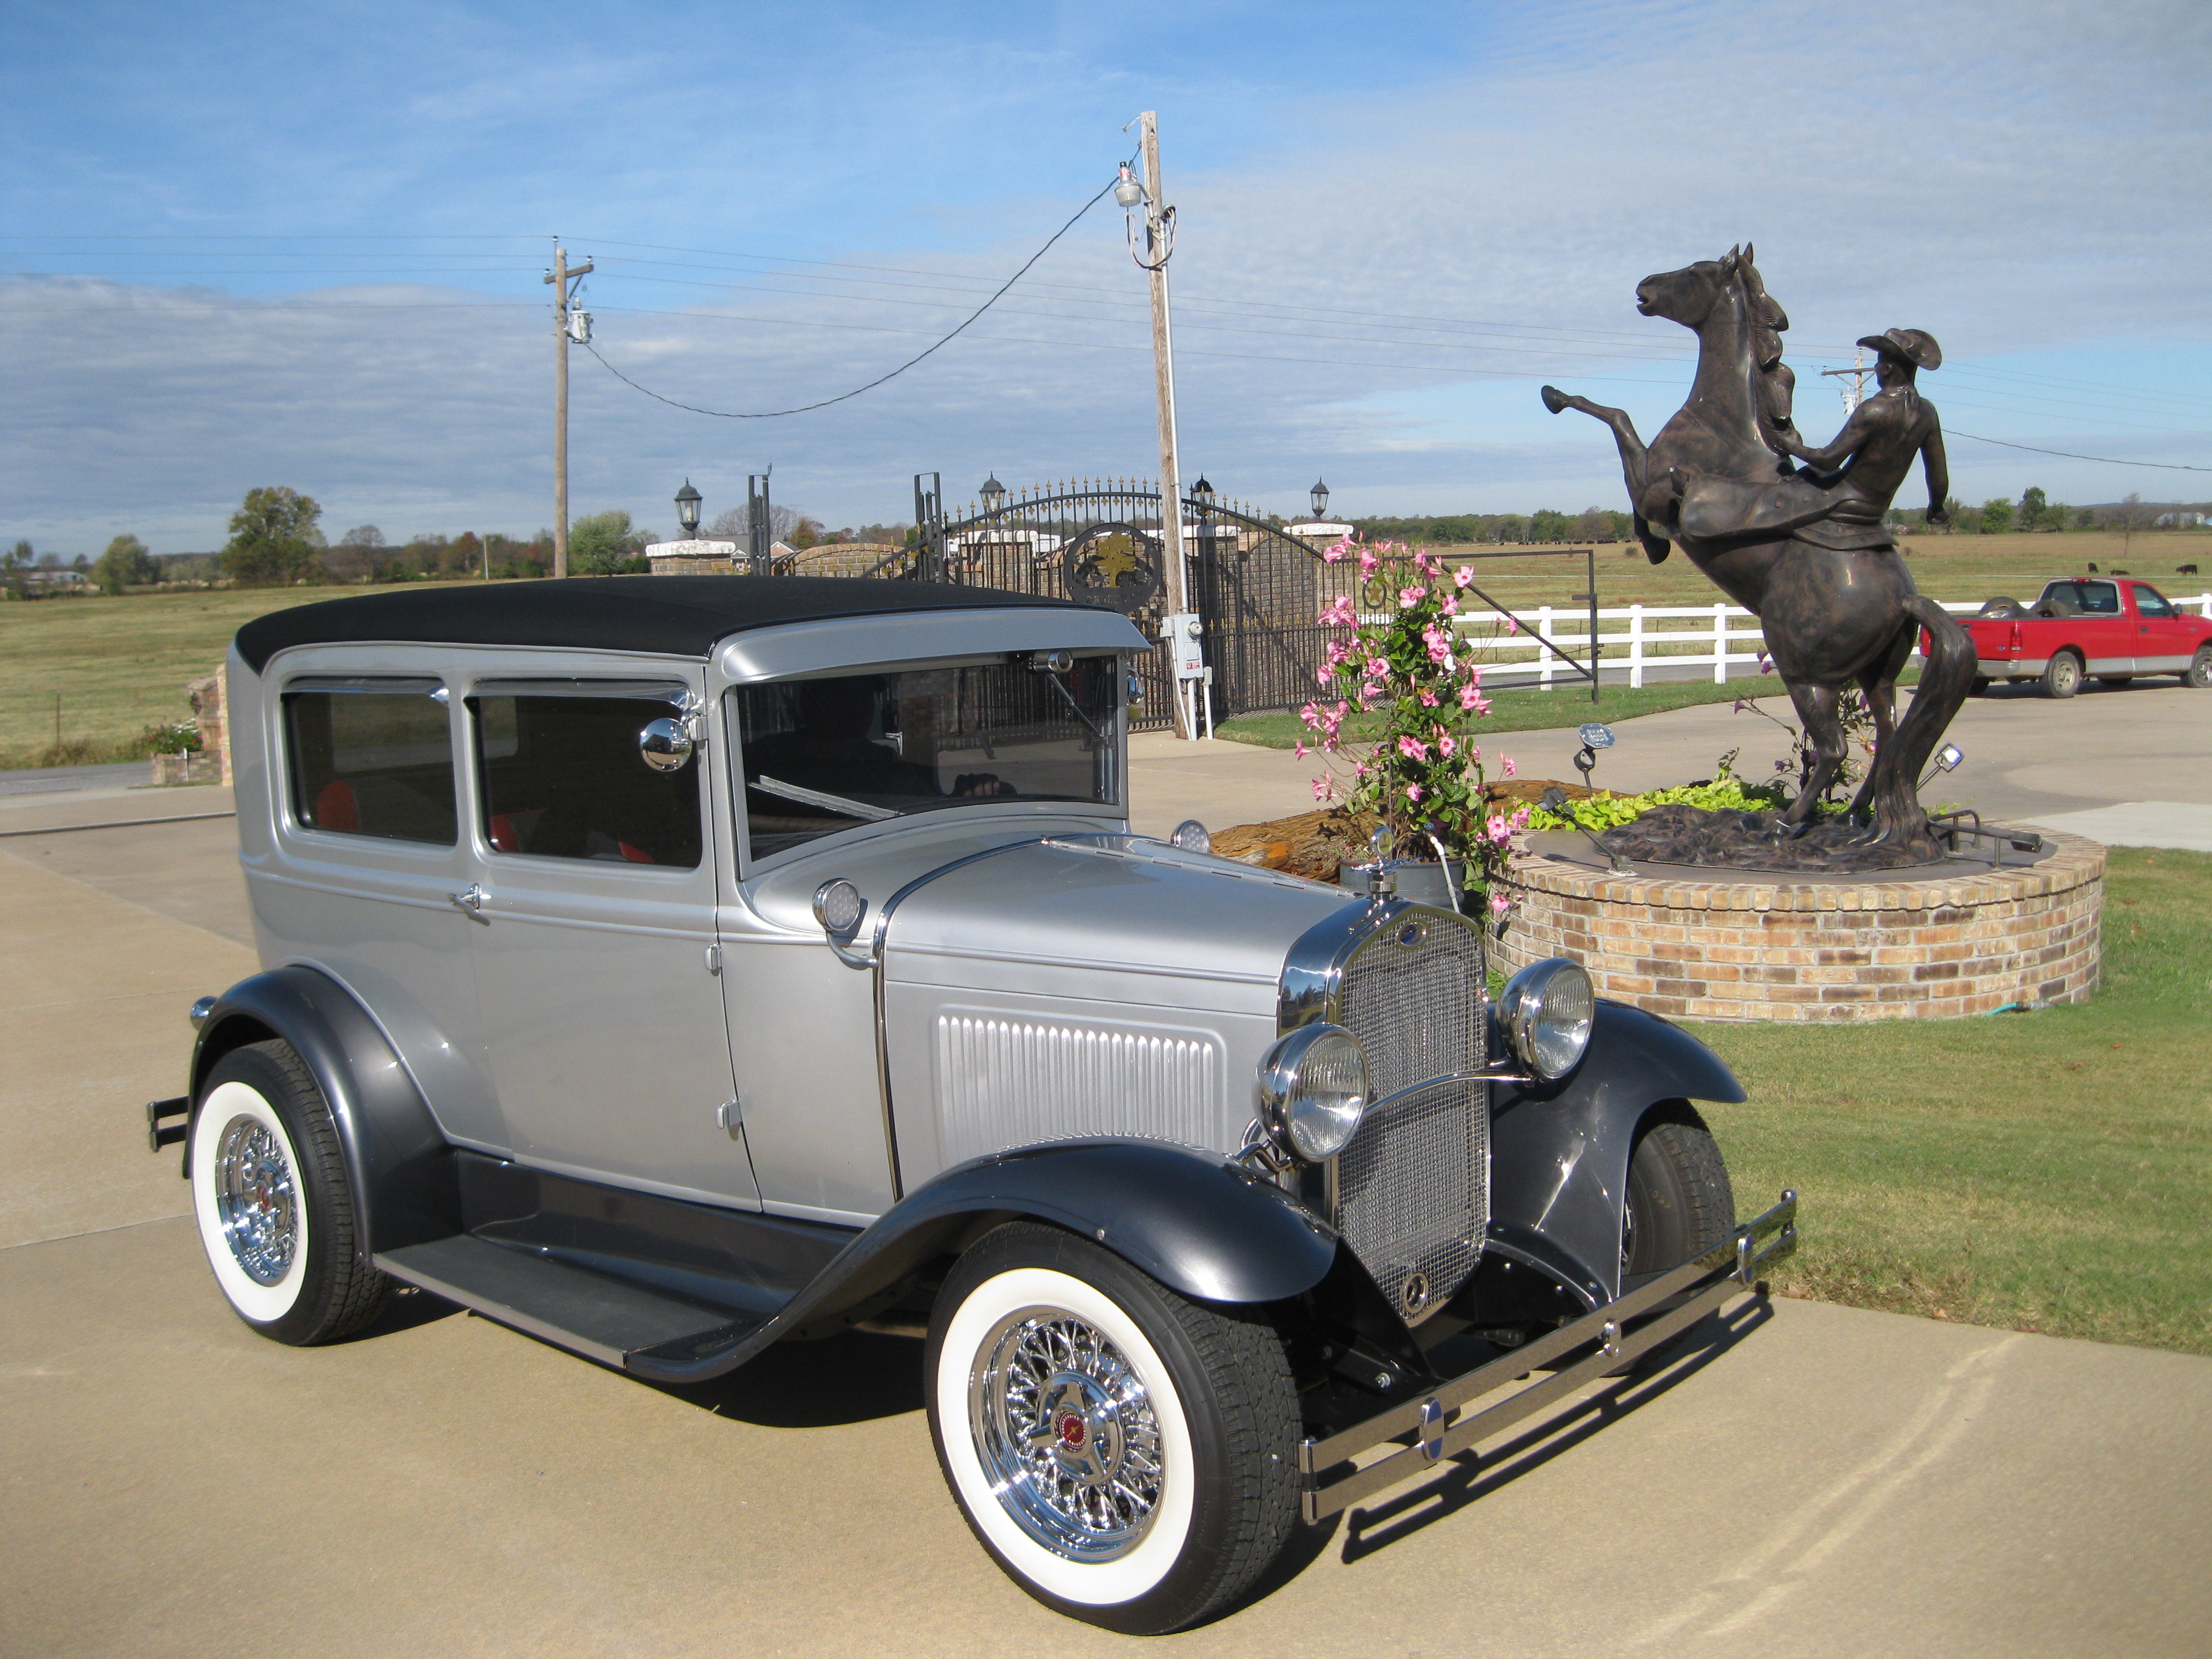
[1418,689,1439,707]
[1397,735,1432,763]
[1501,755,1517,778]
[1294,741,1308,759]
[1465,745,1480,764]
[1414,550,1441,577]
[1312,775,1337,801]
[1503,616,1519,636]
[1441,594,1459,617]
[1458,682,1484,711]
[1453,565,1476,590]
[1406,784,1424,804]
[1510,805,1531,831]
[1486,813,1511,845]
[1316,667,1333,687]
[1365,656,1390,679]
[1489,890,1510,915]
[1399,585,1428,609]
[1437,732,1456,757]
[1358,549,1381,578]
[1317,596,1357,628]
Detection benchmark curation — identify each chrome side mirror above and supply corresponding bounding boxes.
[639,717,694,773]
[812,879,874,967]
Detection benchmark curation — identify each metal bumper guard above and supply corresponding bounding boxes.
[1298,1190,1799,1524]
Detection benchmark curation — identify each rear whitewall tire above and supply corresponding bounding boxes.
[191,1078,312,1325]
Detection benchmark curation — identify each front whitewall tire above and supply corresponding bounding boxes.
[935,1266,1196,1607]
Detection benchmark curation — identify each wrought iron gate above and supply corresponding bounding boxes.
[874,474,1359,731]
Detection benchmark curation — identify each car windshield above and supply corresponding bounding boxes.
[735,656,1121,859]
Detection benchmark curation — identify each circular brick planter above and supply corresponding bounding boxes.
[1492,831,2105,1021]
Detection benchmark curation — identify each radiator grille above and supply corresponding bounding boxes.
[1333,915,1487,1320]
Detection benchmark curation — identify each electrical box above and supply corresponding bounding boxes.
[566,308,592,345]
[1162,612,1206,681]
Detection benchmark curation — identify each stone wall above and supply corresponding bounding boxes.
[1493,831,2105,1021]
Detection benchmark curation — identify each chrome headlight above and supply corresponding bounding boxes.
[1498,957,1595,1081]
[1258,1024,1370,1162]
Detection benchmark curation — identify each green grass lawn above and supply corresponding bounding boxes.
[1694,847,2212,1357]
[0,582,487,768]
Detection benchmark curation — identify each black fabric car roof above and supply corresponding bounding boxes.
[234,575,1101,671]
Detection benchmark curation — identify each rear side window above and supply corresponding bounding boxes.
[2078,581,2120,613]
[468,685,701,869]
[285,679,458,846]
[2132,585,2177,619]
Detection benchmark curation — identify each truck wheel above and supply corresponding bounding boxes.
[1621,1107,1736,1278]
[189,1040,390,1345]
[1969,676,1991,696]
[2040,651,2084,699]
[925,1223,1300,1634]
[2188,646,2212,689]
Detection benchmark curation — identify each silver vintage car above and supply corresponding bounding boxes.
[149,575,1794,1634]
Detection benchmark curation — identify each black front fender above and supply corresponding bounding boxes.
[190,967,460,1257]
[1487,999,1745,1303]
[626,1138,1349,1383]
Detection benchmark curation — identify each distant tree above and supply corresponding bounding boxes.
[222,487,325,586]
[568,510,647,575]
[1948,499,1981,534]
[1571,507,1611,542]
[706,507,747,540]
[2017,486,2049,531]
[93,533,156,594]
[1527,508,1570,543]
[2,539,31,599]
[70,552,92,572]
[1979,497,2013,535]
[324,523,388,583]
[2073,507,2095,530]
[36,550,64,569]
[789,515,826,550]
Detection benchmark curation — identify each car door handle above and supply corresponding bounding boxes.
[447,884,489,922]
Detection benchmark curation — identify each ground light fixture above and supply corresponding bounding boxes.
[1311,478,1330,518]
[674,480,702,535]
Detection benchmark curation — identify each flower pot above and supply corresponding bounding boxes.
[1338,857,1467,913]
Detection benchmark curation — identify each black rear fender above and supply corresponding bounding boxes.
[189,967,460,1256]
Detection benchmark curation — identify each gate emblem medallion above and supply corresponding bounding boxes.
[1061,524,1162,614]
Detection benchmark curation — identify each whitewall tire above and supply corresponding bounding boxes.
[925,1224,1300,1634]
[189,1040,389,1345]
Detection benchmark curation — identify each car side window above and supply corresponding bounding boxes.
[468,685,702,869]
[284,679,458,845]
[2132,584,2177,619]
[2078,581,2120,613]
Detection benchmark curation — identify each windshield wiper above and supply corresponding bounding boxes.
[752,774,901,822]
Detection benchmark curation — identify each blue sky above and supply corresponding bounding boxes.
[5,0,2208,552]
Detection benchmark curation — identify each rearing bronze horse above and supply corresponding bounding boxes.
[1541,245,1974,853]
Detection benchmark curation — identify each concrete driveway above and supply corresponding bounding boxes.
[3,769,2209,1655]
[1134,679,2212,851]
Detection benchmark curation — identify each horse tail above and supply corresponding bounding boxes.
[1891,594,1976,786]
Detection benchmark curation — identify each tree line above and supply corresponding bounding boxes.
[1347,507,1637,546]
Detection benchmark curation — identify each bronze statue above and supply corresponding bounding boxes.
[1540,247,1975,857]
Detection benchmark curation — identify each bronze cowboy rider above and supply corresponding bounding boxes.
[1674,326,1950,549]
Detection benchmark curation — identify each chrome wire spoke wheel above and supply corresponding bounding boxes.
[971,1308,1165,1562]
[213,1114,300,1286]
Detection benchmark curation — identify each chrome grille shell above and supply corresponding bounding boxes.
[1279,899,1488,1322]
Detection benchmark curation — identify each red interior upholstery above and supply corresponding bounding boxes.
[314,780,359,833]
[617,841,655,864]
[488,812,519,852]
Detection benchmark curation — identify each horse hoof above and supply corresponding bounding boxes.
[1541,385,1569,414]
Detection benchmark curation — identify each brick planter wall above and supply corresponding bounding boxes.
[1492,831,2105,1021]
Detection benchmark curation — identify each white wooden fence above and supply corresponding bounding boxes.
[1445,592,2212,689]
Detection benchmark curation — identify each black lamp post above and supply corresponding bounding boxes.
[979,474,1006,514]
[674,479,702,536]
[1191,474,1214,505]
[1310,478,1329,520]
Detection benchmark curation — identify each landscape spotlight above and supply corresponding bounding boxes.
[674,479,702,535]
[1310,478,1330,519]
[980,474,1006,513]
[1113,163,1146,210]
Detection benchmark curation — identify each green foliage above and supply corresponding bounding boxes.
[569,510,646,575]
[93,534,156,595]
[222,486,325,586]
[1979,497,2014,535]
[1524,775,1834,832]
[2017,486,2049,531]
[1347,509,1630,546]
[140,719,202,755]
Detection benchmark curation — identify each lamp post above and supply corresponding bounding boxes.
[1310,478,1330,520]
[674,479,702,538]
[979,474,1005,514]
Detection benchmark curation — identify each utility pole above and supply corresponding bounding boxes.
[544,242,593,578]
[1128,112,1197,737]
[1820,345,1870,418]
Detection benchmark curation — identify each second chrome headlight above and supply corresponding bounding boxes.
[1258,1023,1370,1162]
[1499,957,1595,1081]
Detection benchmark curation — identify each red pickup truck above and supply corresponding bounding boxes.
[1960,577,2212,697]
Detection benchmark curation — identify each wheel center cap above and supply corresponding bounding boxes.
[1056,1411,1086,1448]
[1042,1371,1125,1486]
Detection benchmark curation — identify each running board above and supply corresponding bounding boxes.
[377,1237,765,1370]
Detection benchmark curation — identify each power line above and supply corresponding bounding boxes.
[1945,430,2210,472]
[580,171,1125,418]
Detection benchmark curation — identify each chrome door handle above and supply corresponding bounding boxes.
[447,884,488,921]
